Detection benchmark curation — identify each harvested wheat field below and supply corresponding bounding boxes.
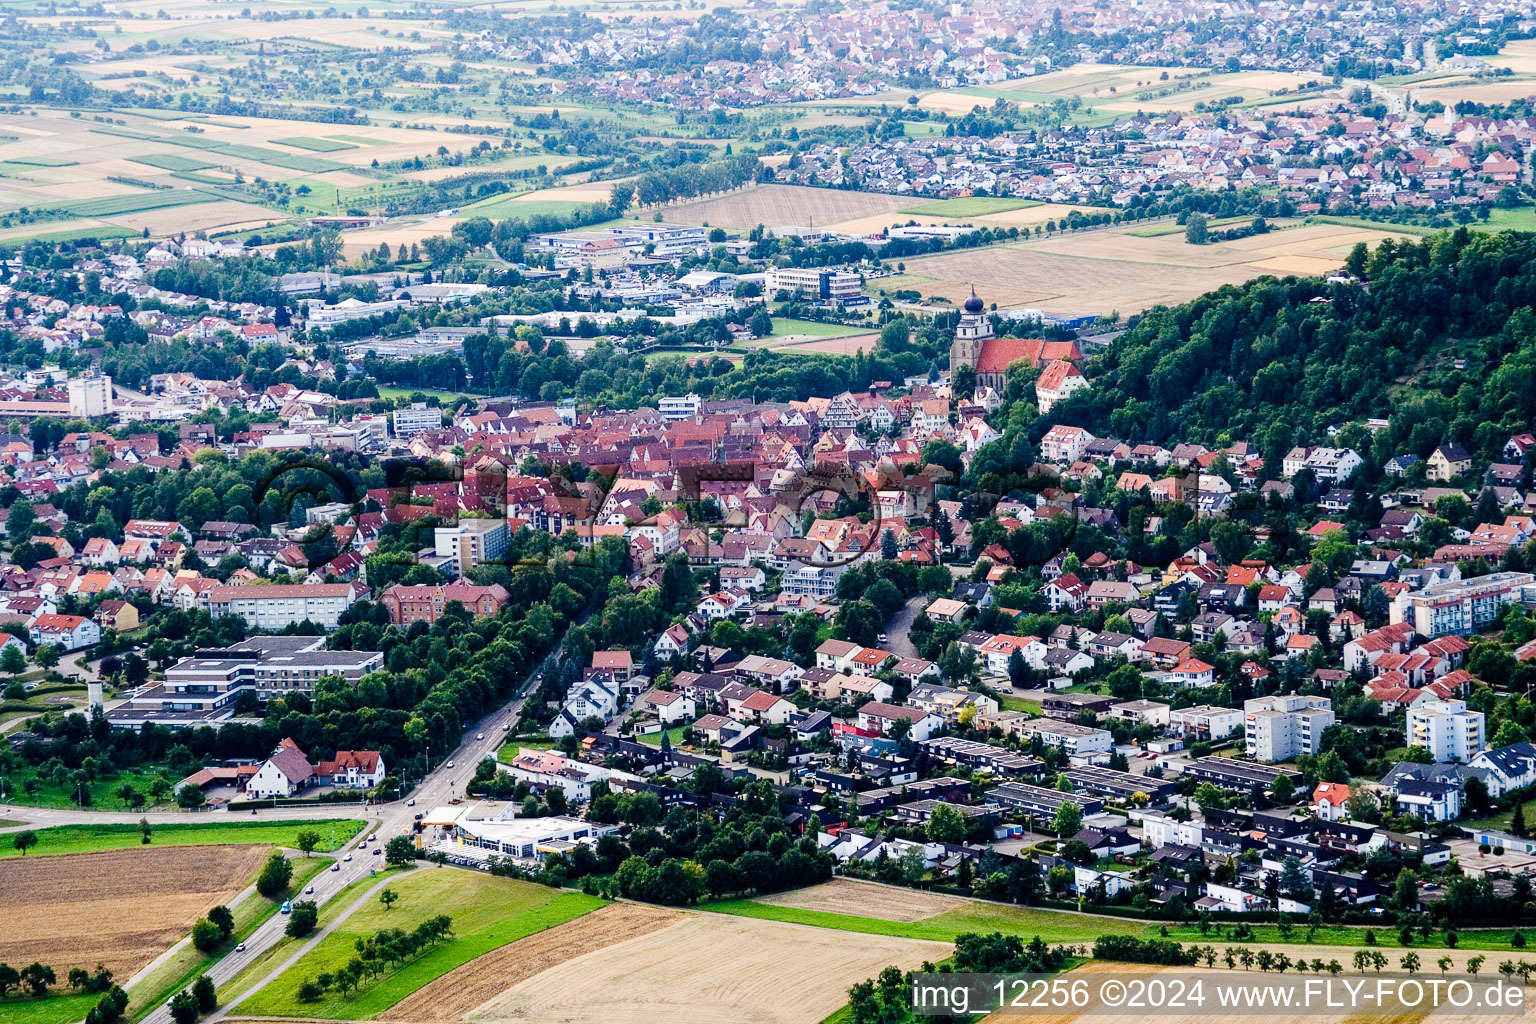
[471,912,950,1024]
[658,184,911,234]
[0,844,269,977]
[388,903,683,1023]
[880,222,1422,314]
[980,958,1496,1024]
[755,878,964,921]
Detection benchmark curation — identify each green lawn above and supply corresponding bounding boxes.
[767,317,864,339]
[1461,794,1536,834]
[497,737,560,761]
[900,197,1041,217]
[236,870,603,1019]
[636,726,686,748]
[1,819,365,858]
[376,386,469,403]
[998,695,1041,714]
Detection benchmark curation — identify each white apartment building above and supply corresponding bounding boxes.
[207,584,360,631]
[434,519,510,576]
[1017,719,1113,757]
[658,393,702,421]
[1407,698,1486,763]
[1244,694,1335,762]
[392,402,442,437]
[1169,704,1244,741]
[1391,572,1534,637]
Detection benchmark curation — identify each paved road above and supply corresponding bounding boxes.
[883,591,927,660]
[211,870,409,1021]
[118,669,545,1024]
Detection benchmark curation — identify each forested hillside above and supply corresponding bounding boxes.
[1052,228,1536,464]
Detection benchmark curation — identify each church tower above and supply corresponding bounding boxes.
[948,286,993,377]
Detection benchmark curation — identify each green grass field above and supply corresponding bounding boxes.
[0,992,98,1024]
[129,153,217,172]
[461,194,595,221]
[1480,207,1536,232]
[497,737,561,761]
[0,226,138,244]
[34,190,219,218]
[767,317,864,339]
[125,855,331,1017]
[900,197,1041,217]
[88,125,349,174]
[3,765,174,811]
[700,897,1127,944]
[271,136,357,152]
[710,892,1533,953]
[1,819,365,858]
[236,870,603,1019]
[2,156,75,167]
[1304,215,1437,237]
[1126,215,1255,238]
[1158,920,1531,952]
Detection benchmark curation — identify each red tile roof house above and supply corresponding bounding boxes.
[314,750,386,791]
[29,612,100,651]
[854,702,941,741]
[591,650,634,682]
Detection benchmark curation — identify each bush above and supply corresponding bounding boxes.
[256,851,293,899]
[190,919,223,955]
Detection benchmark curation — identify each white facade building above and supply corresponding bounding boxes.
[1244,694,1334,761]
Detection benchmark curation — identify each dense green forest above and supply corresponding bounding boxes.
[1049,228,1536,463]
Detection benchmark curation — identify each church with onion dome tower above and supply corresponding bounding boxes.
[948,286,994,385]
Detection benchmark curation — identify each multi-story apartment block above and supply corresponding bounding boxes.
[208,583,361,631]
[1406,698,1485,763]
[1244,694,1335,761]
[1391,572,1534,637]
[434,518,510,577]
